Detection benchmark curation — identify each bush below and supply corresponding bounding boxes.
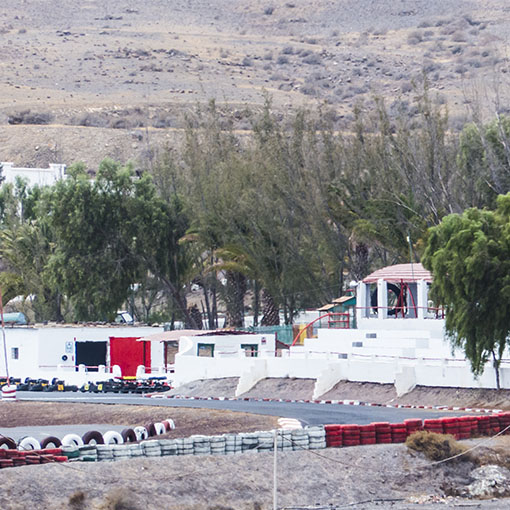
[302,53,321,65]
[406,431,469,462]
[277,55,289,65]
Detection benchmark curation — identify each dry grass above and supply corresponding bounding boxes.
[405,431,469,462]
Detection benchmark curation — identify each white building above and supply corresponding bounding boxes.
[0,324,165,386]
[1,162,66,187]
[170,263,510,395]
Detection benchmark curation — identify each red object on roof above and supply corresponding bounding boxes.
[362,263,432,284]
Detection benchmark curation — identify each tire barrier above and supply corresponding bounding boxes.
[103,431,124,445]
[154,422,166,435]
[4,412,510,469]
[40,436,62,449]
[324,412,510,450]
[18,436,42,451]
[121,428,137,443]
[0,447,68,469]
[163,419,176,431]
[82,430,105,445]
[145,423,157,437]
[134,426,149,441]
[2,384,17,400]
[61,434,84,447]
[0,437,18,450]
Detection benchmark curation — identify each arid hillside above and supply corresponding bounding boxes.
[1,0,510,169]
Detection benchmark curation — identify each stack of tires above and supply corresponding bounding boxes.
[224,434,242,454]
[306,426,326,449]
[141,440,162,457]
[373,422,392,444]
[404,418,423,436]
[291,429,309,450]
[341,425,360,447]
[497,412,510,434]
[489,415,501,435]
[112,444,131,461]
[476,416,491,436]
[159,439,177,456]
[96,444,114,461]
[192,436,211,455]
[440,417,460,439]
[423,419,443,434]
[457,416,474,439]
[359,424,376,445]
[257,432,274,453]
[390,423,407,443]
[209,435,226,455]
[325,425,342,448]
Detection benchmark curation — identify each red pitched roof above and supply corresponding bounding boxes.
[362,263,432,284]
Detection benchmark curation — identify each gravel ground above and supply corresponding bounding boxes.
[0,441,508,510]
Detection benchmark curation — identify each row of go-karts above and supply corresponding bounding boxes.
[3,377,171,394]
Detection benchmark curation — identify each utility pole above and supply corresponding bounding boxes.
[273,429,278,510]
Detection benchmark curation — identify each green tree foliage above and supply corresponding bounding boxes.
[422,194,510,388]
[42,159,191,322]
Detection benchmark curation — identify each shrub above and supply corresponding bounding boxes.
[276,55,289,65]
[302,53,321,65]
[242,56,253,67]
[281,46,294,55]
[264,6,274,15]
[406,431,469,462]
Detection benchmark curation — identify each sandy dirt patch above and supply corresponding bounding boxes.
[167,377,240,398]
[242,377,316,400]
[0,401,278,437]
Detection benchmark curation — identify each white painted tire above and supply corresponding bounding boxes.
[103,431,124,445]
[134,426,149,441]
[165,419,176,430]
[18,436,41,451]
[62,434,84,447]
[154,422,166,435]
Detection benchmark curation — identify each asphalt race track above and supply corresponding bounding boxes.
[14,391,477,426]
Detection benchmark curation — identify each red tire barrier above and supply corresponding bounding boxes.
[390,423,407,443]
[325,424,343,447]
[476,415,491,436]
[359,424,376,445]
[440,417,460,439]
[497,412,510,434]
[340,424,360,446]
[404,418,423,437]
[423,419,443,434]
[372,422,392,444]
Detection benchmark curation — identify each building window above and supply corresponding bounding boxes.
[197,343,214,357]
[11,347,19,360]
[241,344,258,357]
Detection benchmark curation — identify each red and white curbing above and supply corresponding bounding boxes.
[144,393,502,414]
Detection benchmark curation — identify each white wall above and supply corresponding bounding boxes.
[0,325,164,385]
[1,162,66,187]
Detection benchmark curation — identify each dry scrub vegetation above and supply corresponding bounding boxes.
[1,1,510,168]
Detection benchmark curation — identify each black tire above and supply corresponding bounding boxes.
[40,436,62,449]
[145,423,157,437]
[0,436,17,449]
[370,283,404,316]
[121,428,137,443]
[82,430,104,445]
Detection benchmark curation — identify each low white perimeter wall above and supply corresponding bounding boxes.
[173,351,510,393]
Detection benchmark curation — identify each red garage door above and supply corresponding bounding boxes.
[109,337,151,377]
